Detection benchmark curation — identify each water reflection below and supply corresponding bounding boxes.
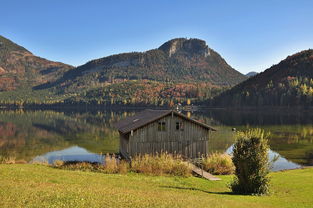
[31,146,105,164]
[192,110,313,166]
[226,145,301,171]
[0,110,120,161]
[0,109,312,170]
[198,109,313,126]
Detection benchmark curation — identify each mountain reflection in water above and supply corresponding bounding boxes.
[226,145,301,171]
[31,146,105,164]
[0,109,312,170]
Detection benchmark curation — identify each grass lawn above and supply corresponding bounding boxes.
[0,165,312,208]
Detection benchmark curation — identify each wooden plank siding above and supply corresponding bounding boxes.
[120,114,211,159]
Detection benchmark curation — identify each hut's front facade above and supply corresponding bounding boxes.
[114,109,216,159]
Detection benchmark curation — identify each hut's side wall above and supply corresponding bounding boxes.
[119,133,130,159]
[127,114,210,158]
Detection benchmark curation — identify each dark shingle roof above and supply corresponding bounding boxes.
[114,109,216,134]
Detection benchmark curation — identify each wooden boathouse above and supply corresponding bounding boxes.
[114,109,216,159]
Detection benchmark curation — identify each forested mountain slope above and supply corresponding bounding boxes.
[0,36,246,105]
[0,35,73,91]
[212,50,313,107]
[42,38,245,105]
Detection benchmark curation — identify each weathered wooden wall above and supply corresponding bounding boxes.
[120,114,211,159]
[119,133,130,159]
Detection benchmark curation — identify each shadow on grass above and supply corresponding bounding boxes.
[160,186,242,195]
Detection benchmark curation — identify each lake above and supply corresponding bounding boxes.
[0,108,312,171]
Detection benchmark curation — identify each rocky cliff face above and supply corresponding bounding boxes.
[158,38,210,57]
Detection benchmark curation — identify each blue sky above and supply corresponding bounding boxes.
[1,0,313,74]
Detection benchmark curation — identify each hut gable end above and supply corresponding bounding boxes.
[114,109,216,135]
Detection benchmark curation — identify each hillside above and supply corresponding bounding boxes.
[56,38,244,86]
[0,36,246,106]
[0,35,73,91]
[37,38,245,105]
[213,49,313,107]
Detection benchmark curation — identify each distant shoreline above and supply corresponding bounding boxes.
[2,104,313,112]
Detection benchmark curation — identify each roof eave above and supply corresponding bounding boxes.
[118,111,173,134]
[173,111,217,131]
[117,110,216,133]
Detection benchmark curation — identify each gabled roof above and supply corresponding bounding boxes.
[114,109,216,134]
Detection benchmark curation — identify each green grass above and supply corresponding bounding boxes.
[0,165,312,208]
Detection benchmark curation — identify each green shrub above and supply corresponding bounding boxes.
[230,128,270,195]
[131,153,191,177]
[201,153,235,175]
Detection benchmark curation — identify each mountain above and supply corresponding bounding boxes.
[0,35,73,91]
[0,36,246,106]
[37,38,246,105]
[246,71,258,77]
[50,38,245,87]
[212,49,313,107]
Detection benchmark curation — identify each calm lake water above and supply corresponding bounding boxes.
[1,108,312,171]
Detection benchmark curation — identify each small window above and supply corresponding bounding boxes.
[158,121,166,131]
[176,122,184,131]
